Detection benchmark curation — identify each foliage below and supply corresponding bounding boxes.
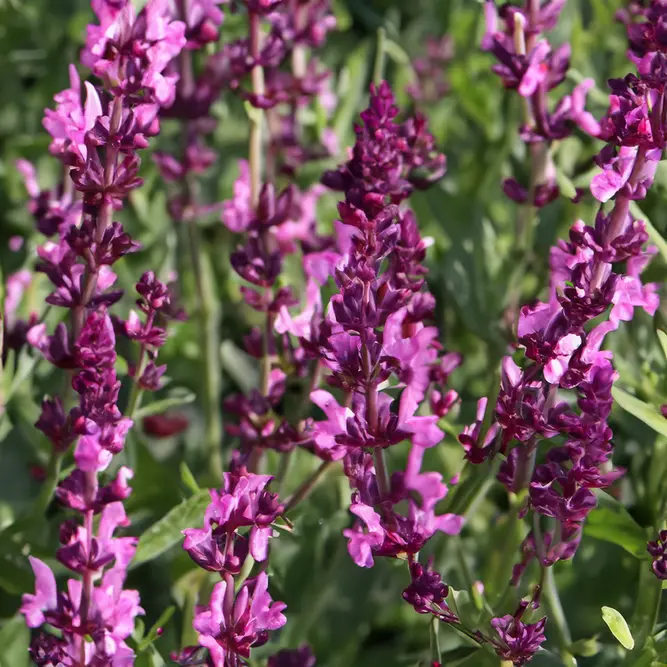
[0,0,667,666]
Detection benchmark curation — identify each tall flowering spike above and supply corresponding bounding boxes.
[213,0,339,466]
[483,0,599,206]
[20,0,185,659]
[470,0,662,570]
[308,81,463,572]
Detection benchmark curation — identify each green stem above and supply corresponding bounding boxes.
[174,30,223,480]
[430,615,442,666]
[374,448,390,499]
[543,565,575,666]
[31,451,64,517]
[187,219,223,480]
[235,552,256,592]
[373,26,387,84]
[625,564,662,664]
[275,447,294,497]
[447,458,499,517]
[488,494,524,603]
[125,344,148,420]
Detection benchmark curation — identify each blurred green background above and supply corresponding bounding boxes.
[1,1,667,666]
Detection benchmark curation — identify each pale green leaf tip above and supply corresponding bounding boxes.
[601,606,635,650]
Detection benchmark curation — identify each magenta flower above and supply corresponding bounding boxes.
[483,1,599,205]
[193,572,287,666]
[222,160,252,232]
[83,0,186,105]
[42,66,102,160]
[183,471,283,569]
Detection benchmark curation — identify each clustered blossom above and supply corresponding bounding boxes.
[177,464,288,665]
[483,0,600,206]
[20,0,186,662]
[115,270,185,394]
[209,0,337,175]
[490,607,547,667]
[463,0,661,583]
[648,529,667,579]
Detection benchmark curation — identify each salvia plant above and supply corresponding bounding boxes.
[3,0,667,666]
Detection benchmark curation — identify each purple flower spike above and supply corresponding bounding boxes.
[472,0,662,568]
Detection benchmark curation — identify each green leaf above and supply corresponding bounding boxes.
[602,606,635,650]
[333,41,372,147]
[220,341,259,394]
[584,489,648,559]
[135,646,166,667]
[657,330,667,362]
[629,202,667,265]
[555,167,577,199]
[383,39,411,66]
[135,388,196,419]
[0,615,30,667]
[180,462,200,495]
[243,100,263,125]
[132,489,210,568]
[568,637,601,657]
[138,606,175,652]
[612,386,667,438]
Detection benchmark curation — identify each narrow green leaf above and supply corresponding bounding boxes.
[630,202,667,265]
[179,462,200,495]
[135,389,195,419]
[584,489,648,559]
[612,386,667,438]
[555,167,577,199]
[657,330,667,362]
[0,615,30,667]
[243,100,263,125]
[383,39,410,66]
[220,341,259,394]
[602,606,635,650]
[132,489,210,568]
